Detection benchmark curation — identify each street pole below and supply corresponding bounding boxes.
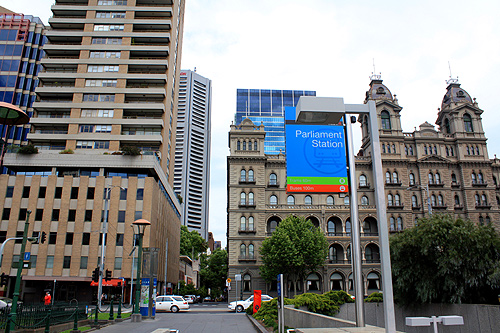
[345,114,364,327]
[97,188,110,310]
[164,239,168,295]
[133,232,143,315]
[130,238,136,306]
[9,210,31,332]
[425,184,433,216]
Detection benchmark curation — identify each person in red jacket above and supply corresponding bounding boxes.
[44,292,51,305]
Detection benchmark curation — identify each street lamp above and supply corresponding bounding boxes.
[98,185,125,310]
[407,184,432,216]
[0,102,30,169]
[131,218,150,322]
[295,96,396,332]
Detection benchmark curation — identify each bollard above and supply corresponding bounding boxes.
[117,299,122,320]
[5,313,12,333]
[45,309,52,333]
[73,307,78,331]
[94,306,99,326]
[109,299,114,321]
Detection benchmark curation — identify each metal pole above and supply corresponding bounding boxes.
[52,279,56,305]
[345,115,364,327]
[425,184,433,216]
[130,238,136,306]
[133,232,143,314]
[164,239,168,295]
[98,188,110,310]
[366,100,396,332]
[9,210,31,332]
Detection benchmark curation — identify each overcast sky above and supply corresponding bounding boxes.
[3,0,500,248]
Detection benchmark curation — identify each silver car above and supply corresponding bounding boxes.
[156,295,189,313]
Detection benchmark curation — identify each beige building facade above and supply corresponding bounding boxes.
[227,78,500,301]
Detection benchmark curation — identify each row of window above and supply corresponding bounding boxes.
[95,12,126,19]
[90,51,121,59]
[5,186,142,200]
[240,169,254,182]
[381,143,396,154]
[85,79,117,87]
[4,254,132,271]
[381,110,474,133]
[76,141,110,149]
[236,140,258,151]
[80,125,112,133]
[83,94,115,102]
[81,109,114,118]
[88,65,119,73]
[267,194,350,206]
[92,38,122,45]
[94,25,124,31]
[97,0,127,5]
[466,146,481,155]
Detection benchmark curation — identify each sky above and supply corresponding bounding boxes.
[2,0,500,248]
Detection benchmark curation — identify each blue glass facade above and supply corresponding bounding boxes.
[0,13,45,145]
[235,89,316,154]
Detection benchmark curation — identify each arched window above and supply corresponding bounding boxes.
[412,195,418,207]
[359,175,367,187]
[268,219,279,233]
[269,195,277,205]
[409,173,415,185]
[330,273,344,291]
[382,144,386,154]
[240,192,246,205]
[450,147,454,155]
[269,173,277,186]
[479,215,484,225]
[475,194,480,205]
[431,195,436,206]
[248,169,254,182]
[346,245,352,262]
[394,194,400,206]
[486,216,491,225]
[304,195,312,205]
[240,244,246,258]
[409,146,413,155]
[248,244,254,258]
[344,196,350,205]
[435,173,441,184]
[361,196,369,205]
[428,172,433,184]
[392,144,396,153]
[242,141,247,150]
[237,141,240,150]
[390,217,395,231]
[345,220,351,235]
[444,118,451,133]
[287,195,295,205]
[437,194,443,206]
[367,272,381,291]
[385,172,391,183]
[433,146,438,154]
[381,111,391,130]
[451,173,457,184]
[477,172,483,184]
[454,195,460,206]
[240,216,246,231]
[254,141,258,150]
[240,169,246,182]
[326,196,334,205]
[306,273,320,291]
[471,173,476,184]
[466,146,470,155]
[405,146,408,155]
[476,146,480,155]
[327,221,335,234]
[392,172,398,184]
[248,141,252,150]
[248,192,254,205]
[387,194,393,206]
[243,274,251,291]
[481,194,487,205]
[248,216,254,231]
[464,113,473,132]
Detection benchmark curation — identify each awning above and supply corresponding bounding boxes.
[90,279,124,287]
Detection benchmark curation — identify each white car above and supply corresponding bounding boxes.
[228,294,273,312]
[156,295,190,313]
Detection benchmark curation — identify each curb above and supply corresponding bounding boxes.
[246,313,269,333]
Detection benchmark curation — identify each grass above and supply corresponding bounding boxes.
[59,312,132,333]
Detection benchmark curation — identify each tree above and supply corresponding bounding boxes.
[259,215,328,296]
[390,213,500,305]
[199,248,228,296]
[180,225,207,259]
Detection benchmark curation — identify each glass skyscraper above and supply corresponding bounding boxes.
[235,89,316,154]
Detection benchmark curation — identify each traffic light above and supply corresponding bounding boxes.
[0,273,8,287]
[105,269,112,281]
[40,231,47,244]
[92,267,99,283]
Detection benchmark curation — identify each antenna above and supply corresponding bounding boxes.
[370,58,382,80]
[446,61,459,84]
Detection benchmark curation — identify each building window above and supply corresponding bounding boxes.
[52,209,59,221]
[412,195,418,207]
[49,232,57,244]
[306,273,320,291]
[387,194,393,206]
[82,233,90,245]
[385,172,391,183]
[114,257,122,270]
[326,196,334,205]
[471,173,476,184]
[116,234,124,246]
[22,186,30,198]
[397,217,403,231]
[55,187,62,199]
[435,173,441,184]
[240,217,246,231]
[248,216,254,231]
[248,244,254,259]
[119,188,127,200]
[454,195,460,206]
[240,244,246,258]
[444,118,451,133]
[392,172,398,183]
[5,186,13,198]
[361,196,369,205]
[390,217,395,231]
[39,187,46,198]
[394,194,400,206]
[248,169,254,182]
[248,192,254,205]
[381,111,391,130]
[46,256,54,269]
[463,113,473,132]
[431,195,437,206]
[437,195,444,206]
[35,209,44,221]
[85,210,92,222]
[2,208,10,220]
[136,189,144,200]
[240,192,246,205]
[304,195,312,205]
[118,210,126,223]
[287,195,295,205]
[409,173,415,186]
[65,233,73,245]
[478,172,483,184]
[346,220,351,235]
[452,173,457,184]
[87,187,95,199]
[344,196,349,205]
[481,194,487,205]
[63,256,71,269]
[359,175,367,187]
[240,169,246,182]
[80,256,88,269]
[243,274,251,292]
[269,173,277,185]
[268,219,279,234]
[269,195,277,205]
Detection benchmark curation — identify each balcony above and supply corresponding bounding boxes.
[454,205,463,210]
[387,204,404,209]
[432,204,448,210]
[239,201,256,209]
[364,259,381,264]
[451,182,460,188]
[238,228,256,234]
[328,259,350,264]
[428,181,445,187]
[267,181,280,188]
[359,183,370,189]
[476,203,492,209]
[411,204,421,211]
[238,255,256,262]
[239,178,256,185]
[385,180,402,187]
[472,181,488,187]
[327,232,346,237]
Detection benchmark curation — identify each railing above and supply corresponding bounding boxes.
[238,228,256,234]
[472,181,488,187]
[329,259,350,264]
[429,182,445,187]
[238,255,256,261]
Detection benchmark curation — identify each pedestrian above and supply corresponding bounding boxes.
[44,291,51,305]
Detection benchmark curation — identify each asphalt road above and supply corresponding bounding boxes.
[95,302,259,333]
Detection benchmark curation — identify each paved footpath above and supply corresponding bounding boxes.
[96,305,259,333]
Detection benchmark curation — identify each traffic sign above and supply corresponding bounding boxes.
[227,278,231,283]
[23,252,30,261]
[235,274,241,281]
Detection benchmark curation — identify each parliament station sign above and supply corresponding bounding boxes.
[286,123,348,193]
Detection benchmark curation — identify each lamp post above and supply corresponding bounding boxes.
[294,96,396,332]
[0,102,30,170]
[98,185,125,310]
[131,218,150,322]
[407,184,432,216]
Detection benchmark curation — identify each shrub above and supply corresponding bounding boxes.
[59,148,74,154]
[293,293,339,316]
[17,144,38,154]
[323,290,355,305]
[365,292,383,303]
[121,146,141,155]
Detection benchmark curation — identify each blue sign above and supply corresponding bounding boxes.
[23,252,30,261]
[277,274,282,297]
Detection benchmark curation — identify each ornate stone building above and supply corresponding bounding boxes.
[227,77,500,301]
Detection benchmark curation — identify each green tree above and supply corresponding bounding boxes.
[199,248,228,295]
[259,215,328,296]
[390,213,500,305]
[180,225,207,259]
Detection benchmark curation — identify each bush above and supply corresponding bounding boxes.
[121,146,141,155]
[59,148,74,154]
[323,290,355,305]
[17,144,38,154]
[365,292,383,303]
[293,293,340,316]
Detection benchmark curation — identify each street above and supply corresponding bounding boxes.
[96,302,259,333]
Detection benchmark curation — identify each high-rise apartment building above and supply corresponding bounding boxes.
[0,8,45,148]
[227,78,500,301]
[0,0,185,303]
[174,70,211,239]
[235,89,316,154]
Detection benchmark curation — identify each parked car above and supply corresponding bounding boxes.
[0,297,21,309]
[203,296,212,302]
[184,295,196,304]
[228,294,273,312]
[156,295,189,313]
